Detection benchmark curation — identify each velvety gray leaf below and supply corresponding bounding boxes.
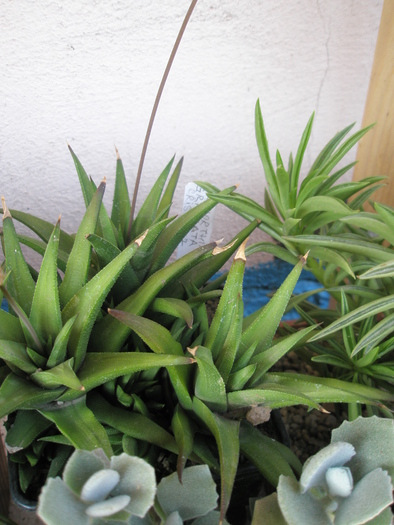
[331,417,394,482]
[335,469,393,525]
[278,476,331,525]
[111,454,156,518]
[157,465,218,521]
[37,477,88,525]
[300,442,355,492]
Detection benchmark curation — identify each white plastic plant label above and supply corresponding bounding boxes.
[177,182,215,258]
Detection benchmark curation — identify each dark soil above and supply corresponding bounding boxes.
[274,351,347,464]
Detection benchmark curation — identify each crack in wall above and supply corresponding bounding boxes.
[316,0,331,115]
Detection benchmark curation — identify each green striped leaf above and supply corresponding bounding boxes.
[309,295,394,342]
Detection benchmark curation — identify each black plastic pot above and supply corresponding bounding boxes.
[8,459,38,511]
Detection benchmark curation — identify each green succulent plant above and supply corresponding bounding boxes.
[292,287,394,420]
[0,146,257,497]
[252,416,394,525]
[1,144,393,522]
[37,448,230,525]
[104,238,393,523]
[201,100,393,302]
[201,101,394,420]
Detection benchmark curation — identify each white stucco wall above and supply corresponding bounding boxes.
[0,0,383,262]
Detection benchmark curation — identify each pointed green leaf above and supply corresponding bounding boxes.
[375,201,394,230]
[284,235,393,262]
[157,157,183,218]
[29,219,62,344]
[87,233,140,301]
[68,145,117,246]
[149,297,194,328]
[255,100,282,215]
[31,358,84,390]
[0,309,24,342]
[309,246,355,279]
[205,193,283,237]
[130,157,175,239]
[59,181,105,306]
[47,316,77,368]
[4,208,74,254]
[290,112,314,202]
[189,346,227,413]
[26,347,47,367]
[0,340,37,374]
[88,392,180,455]
[227,384,323,411]
[61,231,144,369]
[308,122,355,177]
[108,310,183,356]
[111,148,131,242]
[358,259,394,280]
[39,396,112,457]
[240,421,301,487]
[324,177,386,201]
[309,295,394,342]
[340,212,394,245]
[193,397,240,522]
[276,166,290,210]
[205,242,246,360]
[59,352,193,402]
[296,196,355,218]
[316,123,374,178]
[2,201,35,315]
[172,404,194,482]
[0,373,62,418]
[352,312,394,357]
[215,294,243,384]
[241,254,307,355]
[6,410,53,449]
[261,372,394,406]
[227,364,256,391]
[0,282,43,354]
[89,242,218,354]
[249,325,316,385]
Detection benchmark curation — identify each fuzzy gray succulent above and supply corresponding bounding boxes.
[252,416,394,525]
[37,448,229,525]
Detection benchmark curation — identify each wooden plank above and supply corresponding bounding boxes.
[352,0,394,209]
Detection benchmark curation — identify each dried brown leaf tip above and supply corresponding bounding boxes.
[187,346,198,357]
[301,250,310,264]
[212,239,237,255]
[1,197,11,219]
[135,229,148,247]
[234,238,248,262]
[114,145,120,160]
